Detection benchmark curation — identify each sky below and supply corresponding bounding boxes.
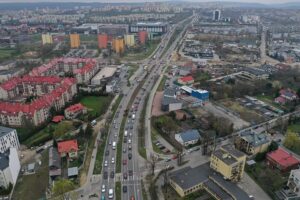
[0,0,300,4]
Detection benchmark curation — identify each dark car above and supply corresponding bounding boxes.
[128,153,132,160]
[129,170,133,176]
[103,171,108,179]
[105,150,109,156]
[123,172,128,180]
[124,137,127,143]
[123,186,127,193]
[110,171,115,179]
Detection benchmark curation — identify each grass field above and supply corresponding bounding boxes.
[246,162,288,199]
[220,99,265,124]
[23,121,76,147]
[123,40,160,61]
[157,75,167,91]
[0,49,17,61]
[12,150,49,200]
[288,123,300,133]
[80,96,113,119]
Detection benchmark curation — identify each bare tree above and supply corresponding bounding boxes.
[148,153,158,175]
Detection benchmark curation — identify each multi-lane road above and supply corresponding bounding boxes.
[98,16,194,200]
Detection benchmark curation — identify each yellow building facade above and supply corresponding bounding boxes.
[124,34,135,47]
[210,145,246,182]
[112,37,125,54]
[41,34,53,45]
[70,34,80,48]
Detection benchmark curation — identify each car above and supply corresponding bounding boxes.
[130,196,135,200]
[123,172,128,180]
[110,171,115,178]
[101,184,105,192]
[128,153,132,160]
[172,155,177,160]
[129,170,133,176]
[108,189,114,199]
[109,141,112,145]
[101,194,105,200]
[128,145,132,150]
[123,186,127,193]
[105,150,109,156]
[103,171,108,179]
[104,160,108,167]
[124,138,127,143]
[165,158,171,162]
[128,139,132,144]
[111,157,115,164]
[123,148,126,153]
[123,159,127,165]
[129,132,132,137]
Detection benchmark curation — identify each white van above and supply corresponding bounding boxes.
[112,142,116,150]
[108,189,114,199]
[124,130,128,137]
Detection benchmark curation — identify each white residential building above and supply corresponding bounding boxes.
[0,126,20,153]
[0,148,20,188]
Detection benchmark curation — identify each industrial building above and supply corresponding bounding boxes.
[98,34,108,49]
[41,33,53,45]
[98,24,128,37]
[266,148,300,172]
[169,162,251,199]
[91,67,117,85]
[210,145,246,182]
[124,34,135,47]
[129,22,168,34]
[112,37,125,54]
[161,87,182,112]
[180,86,209,101]
[138,31,148,45]
[70,34,80,48]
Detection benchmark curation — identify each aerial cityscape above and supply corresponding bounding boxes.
[1,1,300,200]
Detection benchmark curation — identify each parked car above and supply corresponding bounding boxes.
[103,171,108,179]
[123,186,127,193]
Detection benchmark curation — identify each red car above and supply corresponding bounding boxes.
[131,196,135,200]
[123,159,127,165]
[172,155,177,160]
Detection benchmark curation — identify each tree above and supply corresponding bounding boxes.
[85,123,94,138]
[148,153,158,175]
[52,179,75,199]
[268,141,279,152]
[283,131,300,150]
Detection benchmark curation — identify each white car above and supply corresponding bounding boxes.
[111,157,115,164]
[104,160,108,167]
[102,184,105,193]
[128,139,132,144]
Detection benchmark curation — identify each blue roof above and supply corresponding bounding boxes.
[180,129,201,142]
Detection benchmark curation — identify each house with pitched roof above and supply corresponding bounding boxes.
[234,129,270,155]
[57,139,78,159]
[64,103,87,119]
[175,129,201,146]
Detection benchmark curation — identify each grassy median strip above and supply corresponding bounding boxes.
[138,94,149,159]
[115,181,122,200]
[93,95,123,174]
[116,117,125,173]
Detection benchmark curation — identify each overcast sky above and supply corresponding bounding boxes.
[0,0,300,4]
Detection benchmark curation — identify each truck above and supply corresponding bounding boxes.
[112,142,116,150]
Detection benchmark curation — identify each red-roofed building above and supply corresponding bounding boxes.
[266,148,300,172]
[57,139,78,158]
[29,57,100,84]
[52,115,65,123]
[178,76,194,85]
[0,77,77,127]
[64,103,87,119]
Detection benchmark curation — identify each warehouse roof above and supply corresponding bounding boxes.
[92,67,117,81]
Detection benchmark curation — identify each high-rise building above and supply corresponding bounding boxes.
[98,34,108,49]
[138,31,148,45]
[70,34,80,48]
[124,34,135,47]
[0,148,20,189]
[112,37,125,54]
[41,33,53,45]
[213,9,221,21]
